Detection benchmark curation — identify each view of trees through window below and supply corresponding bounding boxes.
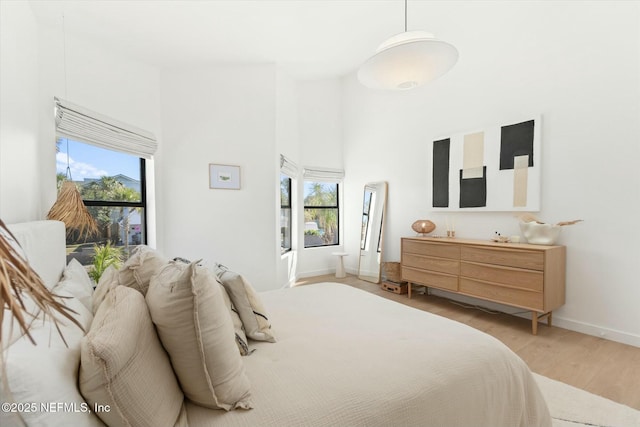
[304,182,339,248]
[56,138,146,266]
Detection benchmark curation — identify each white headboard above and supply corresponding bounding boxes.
[7,220,66,289]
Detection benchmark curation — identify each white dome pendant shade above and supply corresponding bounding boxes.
[358,30,459,90]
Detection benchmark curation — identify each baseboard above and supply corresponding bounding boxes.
[428,289,640,348]
[296,269,334,279]
[550,317,640,348]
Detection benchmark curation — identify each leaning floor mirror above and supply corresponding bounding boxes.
[358,181,388,283]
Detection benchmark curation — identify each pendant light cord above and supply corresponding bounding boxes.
[62,14,72,182]
[404,0,408,32]
[62,14,68,99]
[65,138,72,181]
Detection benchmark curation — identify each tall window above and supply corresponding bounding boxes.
[280,174,292,254]
[303,182,339,248]
[57,138,147,265]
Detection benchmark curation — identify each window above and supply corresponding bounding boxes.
[280,174,292,254]
[53,97,156,267]
[57,137,147,265]
[303,182,339,248]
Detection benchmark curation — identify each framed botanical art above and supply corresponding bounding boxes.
[209,164,241,190]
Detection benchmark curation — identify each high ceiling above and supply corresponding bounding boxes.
[28,0,465,80]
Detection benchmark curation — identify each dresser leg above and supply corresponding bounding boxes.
[532,311,553,335]
[408,282,412,299]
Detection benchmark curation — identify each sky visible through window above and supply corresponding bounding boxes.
[56,138,139,181]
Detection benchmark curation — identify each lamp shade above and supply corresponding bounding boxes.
[358,31,458,90]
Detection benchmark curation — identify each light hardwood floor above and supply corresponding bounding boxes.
[295,274,640,410]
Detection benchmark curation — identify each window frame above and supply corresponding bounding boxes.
[56,137,149,265]
[81,157,148,243]
[303,181,340,249]
[280,174,292,254]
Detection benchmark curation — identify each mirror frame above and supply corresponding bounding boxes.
[357,181,388,283]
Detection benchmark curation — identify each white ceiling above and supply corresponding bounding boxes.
[28,0,464,80]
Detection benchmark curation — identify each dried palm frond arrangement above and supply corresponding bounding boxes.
[0,219,83,349]
[47,180,98,239]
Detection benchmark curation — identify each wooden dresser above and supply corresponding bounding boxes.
[401,237,565,334]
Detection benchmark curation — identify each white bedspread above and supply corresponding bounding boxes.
[186,283,551,427]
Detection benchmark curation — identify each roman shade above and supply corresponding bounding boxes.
[302,167,345,182]
[54,97,157,159]
[280,154,299,178]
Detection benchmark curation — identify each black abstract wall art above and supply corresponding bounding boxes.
[432,139,450,208]
[459,166,487,208]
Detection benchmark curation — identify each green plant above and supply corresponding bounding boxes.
[89,241,123,283]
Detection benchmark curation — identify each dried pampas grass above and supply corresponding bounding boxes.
[0,219,84,348]
[47,180,98,239]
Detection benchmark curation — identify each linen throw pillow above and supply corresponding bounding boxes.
[214,263,276,343]
[1,290,102,427]
[170,257,250,356]
[79,286,185,427]
[91,264,119,314]
[218,281,251,355]
[146,260,253,410]
[117,245,167,295]
[55,258,95,313]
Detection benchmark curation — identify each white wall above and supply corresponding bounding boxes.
[158,65,279,291]
[276,68,300,287]
[0,1,41,222]
[296,79,345,277]
[342,2,640,346]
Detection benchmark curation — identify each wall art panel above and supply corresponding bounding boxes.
[431,116,541,211]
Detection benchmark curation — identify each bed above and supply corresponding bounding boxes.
[1,220,551,427]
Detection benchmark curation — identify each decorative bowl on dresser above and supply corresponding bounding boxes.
[401,237,566,334]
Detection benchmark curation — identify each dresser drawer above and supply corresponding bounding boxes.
[403,254,459,275]
[402,267,458,291]
[460,278,543,310]
[460,261,543,292]
[461,246,544,270]
[403,240,460,259]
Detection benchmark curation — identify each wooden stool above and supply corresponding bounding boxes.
[332,252,348,278]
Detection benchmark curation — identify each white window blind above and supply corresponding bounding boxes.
[303,167,345,182]
[54,97,157,159]
[280,154,299,178]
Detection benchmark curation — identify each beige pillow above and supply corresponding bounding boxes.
[218,281,250,355]
[214,263,276,342]
[79,286,184,427]
[118,245,167,295]
[91,264,119,314]
[146,261,253,410]
[170,258,249,355]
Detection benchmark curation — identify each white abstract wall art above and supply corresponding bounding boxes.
[431,116,541,212]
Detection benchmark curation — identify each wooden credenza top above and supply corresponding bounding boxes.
[402,236,563,251]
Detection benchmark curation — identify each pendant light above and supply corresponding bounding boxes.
[358,0,458,90]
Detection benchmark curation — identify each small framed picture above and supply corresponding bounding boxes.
[209,164,241,190]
